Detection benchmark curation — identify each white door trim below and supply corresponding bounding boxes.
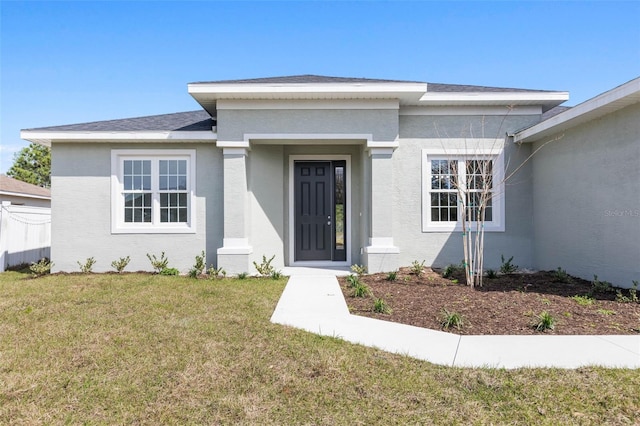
[288,155,352,267]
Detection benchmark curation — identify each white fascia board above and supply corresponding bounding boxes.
[21,130,217,145]
[418,92,569,104]
[0,191,51,201]
[216,99,399,110]
[188,82,427,96]
[514,77,640,143]
[400,105,542,116]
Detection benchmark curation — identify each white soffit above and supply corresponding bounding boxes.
[515,77,640,143]
[418,92,569,110]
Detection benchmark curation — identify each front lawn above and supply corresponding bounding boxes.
[1,272,638,424]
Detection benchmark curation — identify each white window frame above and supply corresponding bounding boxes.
[111,149,196,234]
[422,148,505,232]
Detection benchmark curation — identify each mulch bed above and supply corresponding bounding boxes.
[338,268,640,335]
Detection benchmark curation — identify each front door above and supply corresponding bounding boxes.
[294,161,346,262]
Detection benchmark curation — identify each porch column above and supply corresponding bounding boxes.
[364,145,399,273]
[217,145,253,274]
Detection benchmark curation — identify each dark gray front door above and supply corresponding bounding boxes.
[294,162,332,261]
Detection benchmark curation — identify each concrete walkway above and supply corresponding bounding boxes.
[271,269,640,369]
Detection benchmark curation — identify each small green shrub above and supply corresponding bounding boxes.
[77,257,96,273]
[385,270,398,281]
[147,252,169,274]
[534,311,556,332]
[189,251,206,278]
[616,281,639,303]
[236,272,248,280]
[352,282,370,298]
[441,309,464,331]
[411,260,425,277]
[253,255,275,277]
[499,255,518,275]
[207,265,226,280]
[373,298,391,314]
[442,264,460,279]
[485,269,498,279]
[350,264,367,276]
[596,308,616,316]
[346,274,360,288]
[552,267,571,283]
[571,295,594,306]
[271,270,283,280]
[30,258,53,277]
[111,256,130,273]
[160,267,179,276]
[590,275,613,295]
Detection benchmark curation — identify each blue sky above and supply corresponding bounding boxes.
[1,1,639,173]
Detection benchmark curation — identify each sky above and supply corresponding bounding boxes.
[1,0,639,173]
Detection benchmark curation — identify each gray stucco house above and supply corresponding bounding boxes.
[20,75,640,287]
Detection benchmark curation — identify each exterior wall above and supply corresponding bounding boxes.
[218,107,398,142]
[51,142,221,273]
[393,115,540,271]
[0,195,50,208]
[531,103,640,288]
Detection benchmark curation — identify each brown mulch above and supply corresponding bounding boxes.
[338,268,640,335]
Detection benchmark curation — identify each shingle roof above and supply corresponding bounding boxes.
[191,74,556,93]
[541,105,572,121]
[0,174,51,198]
[190,74,424,85]
[23,110,213,132]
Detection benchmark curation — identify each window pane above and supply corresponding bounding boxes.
[160,160,168,174]
[178,160,186,175]
[124,160,133,175]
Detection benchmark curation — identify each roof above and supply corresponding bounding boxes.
[0,174,51,199]
[515,77,640,143]
[23,110,213,133]
[191,74,556,93]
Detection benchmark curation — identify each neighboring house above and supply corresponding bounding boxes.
[0,174,51,207]
[19,75,639,287]
[0,175,51,271]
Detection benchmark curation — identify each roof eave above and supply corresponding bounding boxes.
[514,78,640,143]
[418,92,569,112]
[20,130,218,146]
[0,190,51,201]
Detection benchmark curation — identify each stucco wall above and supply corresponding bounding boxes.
[218,108,398,142]
[532,103,640,288]
[51,142,221,273]
[393,115,539,270]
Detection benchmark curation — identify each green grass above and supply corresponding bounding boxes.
[1,272,639,424]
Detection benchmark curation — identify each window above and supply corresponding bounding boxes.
[111,150,196,233]
[422,148,504,232]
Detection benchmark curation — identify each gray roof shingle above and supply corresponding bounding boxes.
[24,110,213,132]
[191,74,556,93]
[541,105,572,121]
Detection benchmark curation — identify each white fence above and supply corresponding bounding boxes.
[0,203,51,272]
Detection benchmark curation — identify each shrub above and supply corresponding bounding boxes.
[373,298,391,314]
[571,295,594,306]
[442,264,460,279]
[534,311,556,332]
[485,269,498,279]
[411,260,425,277]
[271,270,283,280]
[207,265,226,280]
[352,282,370,298]
[236,272,248,280]
[77,257,96,273]
[552,267,571,283]
[441,309,464,331]
[30,258,53,277]
[147,252,169,274]
[253,255,275,277]
[590,275,613,295]
[160,267,179,276]
[350,264,367,276]
[111,256,130,273]
[189,251,206,278]
[346,274,360,288]
[385,270,398,281]
[616,281,639,304]
[499,255,518,275]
